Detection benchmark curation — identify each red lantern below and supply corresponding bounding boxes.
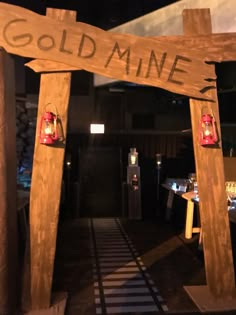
[199,113,218,146]
[131,174,139,191]
[39,111,58,145]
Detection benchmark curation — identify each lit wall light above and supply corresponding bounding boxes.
[128,147,138,166]
[90,124,105,134]
[65,153,71,169]
[156,153,162,169]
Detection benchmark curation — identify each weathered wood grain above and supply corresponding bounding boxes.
[0,50,18,314]
[29,8,76,310]
[0,3,218,100]
[25,32,236,73]
[153,33,236,63]
[183,8,236,297]
[25,59,81,72]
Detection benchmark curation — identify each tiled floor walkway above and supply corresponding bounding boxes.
[53,218,236,315]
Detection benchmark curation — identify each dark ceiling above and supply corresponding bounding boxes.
[2,0,179,29]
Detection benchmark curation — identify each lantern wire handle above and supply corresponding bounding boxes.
[201,106,214,118]
[44,103,60,141]
[44,103,58,117]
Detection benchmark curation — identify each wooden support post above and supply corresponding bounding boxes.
[0,49,18,314]
[29,9,76,310]
[183,9,236,311]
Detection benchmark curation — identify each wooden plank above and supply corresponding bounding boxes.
[152,33,236,62]
[109,0,236,37]
[182,191,196,200]
[95,0,236,87]
[25,59,81,72]
[0,3,219,100]
[184,285,236,312]
[183,9,235,297]
[25,32,236,73]
[29,8,76,310]
[0,50,18,314]
[25,293,67,315]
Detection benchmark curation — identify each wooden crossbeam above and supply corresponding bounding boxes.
[0,3,221,100]
[25,32,236,73]
[1,3,236,99]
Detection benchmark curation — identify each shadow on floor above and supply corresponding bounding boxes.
[52,217,236,315]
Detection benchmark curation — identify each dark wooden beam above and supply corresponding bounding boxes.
[0,50,18,314]
[29,8,76,310]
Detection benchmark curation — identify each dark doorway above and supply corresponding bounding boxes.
[78,147,122,217]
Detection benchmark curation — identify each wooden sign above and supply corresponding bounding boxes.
[0,3,219,100]
[26,32,236,74]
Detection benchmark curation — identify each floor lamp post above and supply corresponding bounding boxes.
[65,155,71,217]
[156,153,162,216]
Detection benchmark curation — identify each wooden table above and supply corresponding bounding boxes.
[162,183,200,239]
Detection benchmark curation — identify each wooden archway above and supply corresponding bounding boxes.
[0,3,236,313]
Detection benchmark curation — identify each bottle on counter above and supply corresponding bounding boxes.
[187,173,196,191]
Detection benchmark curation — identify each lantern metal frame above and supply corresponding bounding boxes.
[39,103,59,145]
[199,107,218,146]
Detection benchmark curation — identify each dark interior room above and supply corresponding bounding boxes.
[1,1,236,315]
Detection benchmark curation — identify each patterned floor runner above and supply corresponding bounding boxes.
[90,218,168,314]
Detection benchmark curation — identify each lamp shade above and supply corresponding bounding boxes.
[128,147,138,166]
